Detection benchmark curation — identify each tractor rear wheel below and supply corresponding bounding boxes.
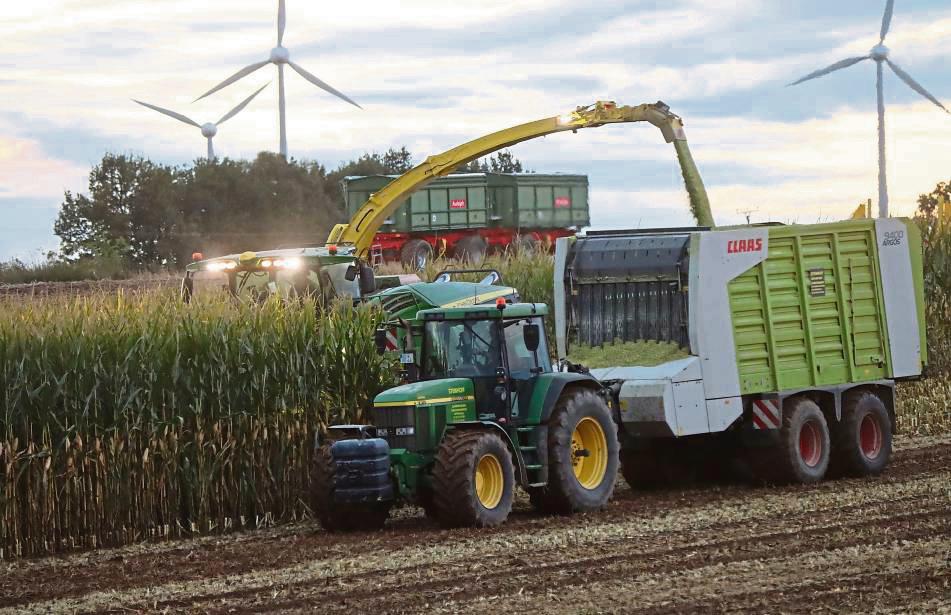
[400,239,433,271]
[432,430,515,527]
[536,390,619,514]
[757,397,830,484]
[830,391,892,477]
[310,444,391,532]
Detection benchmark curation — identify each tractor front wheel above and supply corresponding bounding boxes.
[536,390,619,514]
[432,430,515,527]
[310,444,391,532]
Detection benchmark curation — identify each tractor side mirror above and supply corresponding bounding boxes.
[344,264,358,282]
[523,323,540,353]
[358,261,376,295]
[374,329,388,355]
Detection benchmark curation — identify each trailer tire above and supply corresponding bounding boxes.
[830,391,892,477]
[400,239,433,271]
[452,235,487,263]
[432,430,514,527]
[537,390,619,514]
[516,234,538,255]
[310,444,390,532]
[761,398,830,484]
[620,447,664,489]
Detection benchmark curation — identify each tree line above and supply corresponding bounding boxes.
[52,148,526,268]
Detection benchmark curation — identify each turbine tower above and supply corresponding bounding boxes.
[195,0,361,159]
[789,0,948,218]
[134,84,269,161]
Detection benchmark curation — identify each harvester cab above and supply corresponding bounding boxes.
[312,301,620,531]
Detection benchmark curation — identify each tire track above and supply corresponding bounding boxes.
[4,438,949,614]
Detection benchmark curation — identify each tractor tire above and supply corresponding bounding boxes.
[452,235,487,263]
[830,391,893,477]
[431,430,515,528]
[400,239,433,271]
[535,390,619,514]
[758,397,830,484]
[310,444,390,532]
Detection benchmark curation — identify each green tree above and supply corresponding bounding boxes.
[54,154,179,265]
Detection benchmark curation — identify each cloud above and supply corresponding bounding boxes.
[0,132,87,199]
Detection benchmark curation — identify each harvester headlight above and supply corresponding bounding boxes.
[283,257,302,270]
[558,113,575,125]
[224,261,237,270]
[260,259,273,268]
[273,259,285,268]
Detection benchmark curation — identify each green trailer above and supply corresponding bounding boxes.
[342,173,589,267]
[554,218,926,486]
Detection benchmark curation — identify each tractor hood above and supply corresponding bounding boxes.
[374,378,475,407]
[371,281,517,321]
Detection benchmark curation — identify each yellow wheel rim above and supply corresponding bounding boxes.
[475,453,504,509]
[571,417,608,490]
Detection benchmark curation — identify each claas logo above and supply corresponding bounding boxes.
[727,238,763,254]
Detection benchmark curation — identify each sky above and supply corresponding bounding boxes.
[1,0,949,261]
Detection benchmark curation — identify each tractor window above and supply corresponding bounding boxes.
[504,317,552,378]
[422,319,503,379]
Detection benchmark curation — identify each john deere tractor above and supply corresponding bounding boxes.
[311,299,619,530]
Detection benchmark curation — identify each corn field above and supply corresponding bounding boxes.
[0,292,394,558]
[2,234,950,560]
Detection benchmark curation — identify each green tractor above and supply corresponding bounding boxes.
[311,299,619,529]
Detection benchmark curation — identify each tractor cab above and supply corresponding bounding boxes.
[417,301,551,424]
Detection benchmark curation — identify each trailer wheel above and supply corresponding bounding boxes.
[537,390,619,514]
[762,398,830,484]
[452,235,487,263]
[432,430,514,527]
[515,234,538,255]
[400,239,433,271]
[831,391,892,477]
[310,444,390,532]
[620,447,664,489]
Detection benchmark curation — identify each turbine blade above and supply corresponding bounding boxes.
[887,59,950,113]
[288,61,362,109]
[216,82,270,125]
[278,0,286,46]
[787,56,869,86]
[880,0,895,41]
[194,60,270,102]
[133,99,200,127]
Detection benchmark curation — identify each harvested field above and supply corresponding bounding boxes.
[2,434,948,614]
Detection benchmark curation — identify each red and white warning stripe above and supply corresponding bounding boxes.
[751,399,781,430]
[384,329,400,352]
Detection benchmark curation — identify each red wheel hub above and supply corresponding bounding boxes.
[859,414,883,460]
[799,420,823,467]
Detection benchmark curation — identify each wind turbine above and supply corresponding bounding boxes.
[789,0,949,218]
[134,83,269,161]
[195,0,361,159]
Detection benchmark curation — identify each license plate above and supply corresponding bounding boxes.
[400,353,415,364]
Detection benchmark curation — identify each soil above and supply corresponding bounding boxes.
[1,434,948,614]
